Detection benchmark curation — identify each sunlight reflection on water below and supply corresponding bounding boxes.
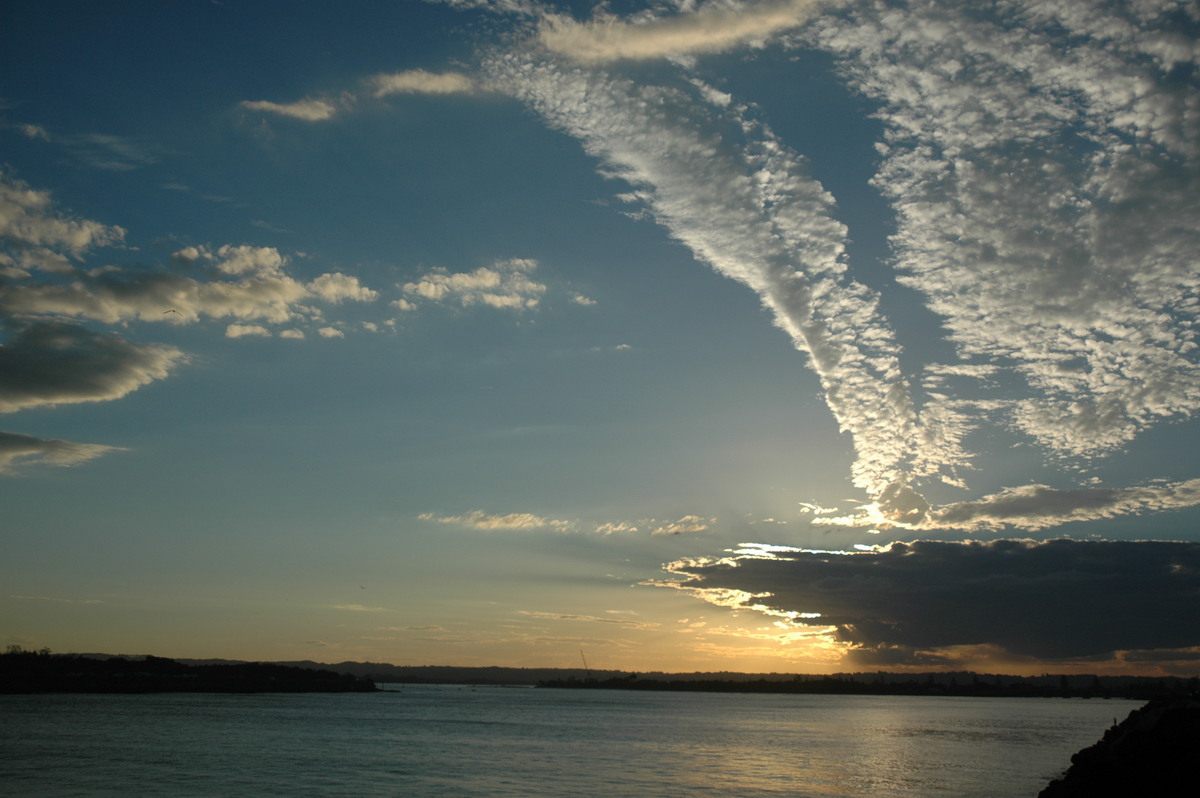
[0,687,1137,797]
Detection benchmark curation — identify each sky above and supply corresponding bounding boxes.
[2,0,1199,676]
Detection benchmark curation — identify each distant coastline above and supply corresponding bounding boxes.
[5,647,1196,699]
[0,648,376,694]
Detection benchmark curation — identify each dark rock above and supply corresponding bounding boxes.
[1039,696,1200,797]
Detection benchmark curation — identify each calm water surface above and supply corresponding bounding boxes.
[0,686,1138,796]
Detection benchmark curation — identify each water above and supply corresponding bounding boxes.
[0,686,1137,796]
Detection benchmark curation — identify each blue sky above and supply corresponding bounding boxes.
[3,0,1199,675]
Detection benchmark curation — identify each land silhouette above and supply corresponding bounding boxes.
[5,647,1196,700]
[0,647,375,693]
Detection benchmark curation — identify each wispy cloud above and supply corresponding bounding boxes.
[240,98,339,121]
[371,69,476,97]
[9,594,103,604]
[518,610,660,630]
[650,515,714,536]
[539,0,830,63]
[420,510,575,532]
[0,430,122,474]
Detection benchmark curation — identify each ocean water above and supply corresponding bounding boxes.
[0,685,1138,797]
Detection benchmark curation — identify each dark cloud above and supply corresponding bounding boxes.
[0,429,120,474]
[0,320,184,413]
[667,539,1200,661]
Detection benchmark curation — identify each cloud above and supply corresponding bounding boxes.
[1,242,379,330]
[487,45,943,513]
[226,323,271,339]
[485,0,1200,531]
[63,133,159,171]
[19,124,49,141]
[650,515,714,535]
[9,594,102,604]
[239,98,339,121]
[517,610,659,629]
[0,172,125,256]
[308,272,379,303]
[317,326,344,338]
[0,321,184,413]
[370,69,476,97]
[420,510,574,531]
[0,430,123,475]
[595,521,639,534]
[804,0,1200,459]
[925,479,1200,532]
[400,258,547,310]
[664,539,1200,664]
[539,0,829,63]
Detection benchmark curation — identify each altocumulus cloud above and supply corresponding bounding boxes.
[474,0,1200,532]
[398,258,547,311]
[665,539,1200,666]
[538,0,829,63]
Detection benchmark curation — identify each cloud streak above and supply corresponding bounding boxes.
[539,0,829,63]
[486,38,954,520]
[240,98,339,121]
[0,430,122,475]
[371,69,476,96]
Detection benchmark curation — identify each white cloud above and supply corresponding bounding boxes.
[484,0,1200,531]
[240,98,339,121]
[401,258,547,311]
[805,0,1200,460]
[317,326,344,338]
[926,479,1200,532]
[0,172,125,255]
[486,48,945,515]
[280,329,306,340]
[539,0,830,63]
[650,515,714,535]
[371,69,476,97]
[226,323,271,339]
[595,521,639,534]
[308,272,379,303]
[0,235,382,332]
[420,510,575,532]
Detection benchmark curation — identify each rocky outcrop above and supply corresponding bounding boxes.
[1039,696,1200,797]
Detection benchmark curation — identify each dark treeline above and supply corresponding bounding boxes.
[538,671,1200,700]
[0,647,376,694]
